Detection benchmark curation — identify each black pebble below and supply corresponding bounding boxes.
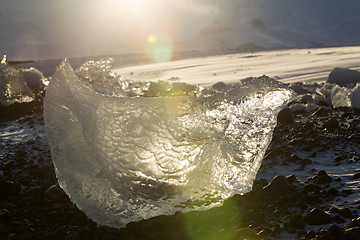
[303,183,321,194]
[312,107,329,117]
[314,170,332,184]
[352,173,360,180]
[0,181,21,199]
[316,175,332,184]
[323,118,339,129]
[327,224,345,238]
[290,214,305,229]
[339,207,353,218]
[328,188,339,196]
[255,175,289,199]
[212,81,226,91]
[303,208,332,225]
[277,108,293,124]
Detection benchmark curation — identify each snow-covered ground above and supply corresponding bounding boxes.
[113,46,360,86]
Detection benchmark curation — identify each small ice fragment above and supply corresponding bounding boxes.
[331,85,352,108]
[331,83,360,109]
[22,67,46,91]
[0,55,34,106]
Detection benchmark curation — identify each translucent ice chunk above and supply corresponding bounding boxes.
[22,67,46,91]
[331,83,360,108]
[44,59,295,228]
[331,85,352,108]
[75,58,128,97]
[0,55,34,106]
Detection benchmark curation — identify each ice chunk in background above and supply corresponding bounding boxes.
[0,55,34,106]
[75,58,129,97]
[328,67,360,86]
[327,67,360,108]
[44,59,295,228]
[331,83,360,108]
[331,85,352,108]
[351,84,360,109]
[22,67,46,91]
[0,55,47,106]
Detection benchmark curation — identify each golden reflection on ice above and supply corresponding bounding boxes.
[164,95,190,117]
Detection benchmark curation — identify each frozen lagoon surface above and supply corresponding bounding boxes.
[44,59,294,228]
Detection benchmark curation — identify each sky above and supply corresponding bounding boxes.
[1,0,360,61]
[0,0,222,61]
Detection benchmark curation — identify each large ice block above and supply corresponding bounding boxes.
[44,59,294,228]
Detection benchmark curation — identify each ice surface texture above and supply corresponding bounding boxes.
[44,59,294,228]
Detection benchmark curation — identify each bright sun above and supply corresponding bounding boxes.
[92,0,175,62]
[128,0,147,7]
[109,0,149,10]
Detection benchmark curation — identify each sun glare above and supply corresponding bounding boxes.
[127,0,147,7]
[91,0,182,62]
[104,0,148,9]
[147,34,157,43]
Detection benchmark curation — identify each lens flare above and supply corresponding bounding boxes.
[145,33,173,63]
[183,198,243,240]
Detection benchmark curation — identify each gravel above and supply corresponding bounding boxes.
[1,82,360,240]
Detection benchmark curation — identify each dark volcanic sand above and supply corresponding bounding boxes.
[1,82,360,240]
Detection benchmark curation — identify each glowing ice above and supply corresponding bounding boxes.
[44,59,295,228]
